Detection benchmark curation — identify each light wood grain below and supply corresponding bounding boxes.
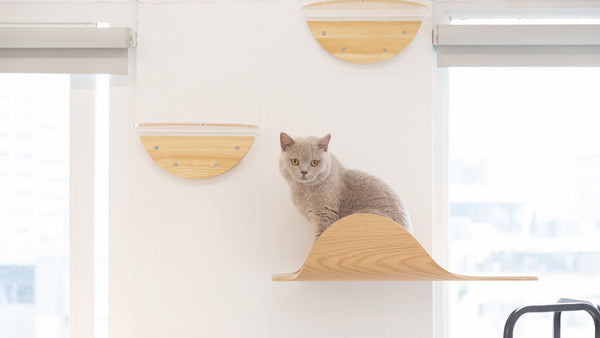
[307,20,422,64]
[272,213,539,281]
[139,135,254,179]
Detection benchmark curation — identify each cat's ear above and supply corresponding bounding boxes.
[280,132,295,151]
[318,134,331,151]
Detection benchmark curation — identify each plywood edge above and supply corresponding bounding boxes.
[135,122,259,129]
[272,273,538,282]
[272,213,539,281]
[272,271,301,282]
[139,135,255,179]
[448,274,539,282]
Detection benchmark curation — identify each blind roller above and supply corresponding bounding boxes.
[434,24,600,67]
[0,27,134,74]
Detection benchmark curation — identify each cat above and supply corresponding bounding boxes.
[279,132,412,240]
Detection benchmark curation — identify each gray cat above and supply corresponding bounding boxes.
[279,132,412,240]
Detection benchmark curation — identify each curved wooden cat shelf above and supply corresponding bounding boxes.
[302,0,428,64]
[272,213,539,281]
[136,123,257,179]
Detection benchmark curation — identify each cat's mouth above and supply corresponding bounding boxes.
[296,175,314,183]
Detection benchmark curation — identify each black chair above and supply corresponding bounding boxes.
[503,298,600,338]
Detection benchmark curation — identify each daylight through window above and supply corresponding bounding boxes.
[447,67,600,338]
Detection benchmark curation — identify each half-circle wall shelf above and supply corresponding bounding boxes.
[272,213,539,281]
[302,0,428,64]
[135,123,258,179]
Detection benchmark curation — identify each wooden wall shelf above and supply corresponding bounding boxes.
[302,0,428,64]
[136,123,257,179]
[272,213,539,281]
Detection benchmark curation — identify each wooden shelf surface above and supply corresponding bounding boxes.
[139,135,254,179]
[272,213,539,281]
[302,0,427,64]
[307,20,422,64]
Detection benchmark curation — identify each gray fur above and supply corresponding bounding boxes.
[279,132,412,240]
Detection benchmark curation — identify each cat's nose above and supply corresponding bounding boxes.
[301,171,308,176]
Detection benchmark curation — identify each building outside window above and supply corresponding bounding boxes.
[0,74,70,338]
[447,67,600,337]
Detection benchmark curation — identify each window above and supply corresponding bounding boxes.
[447,67,600,337]
[0,74,70,338]
[0,73,109,338]
[0,10,132,338]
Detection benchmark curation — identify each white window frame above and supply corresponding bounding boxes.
[0,3,136,338]
[70,74,99,338]
[431,2,600,338]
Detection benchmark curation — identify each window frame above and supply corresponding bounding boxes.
[431,3,600,338]
[0,3,136,338]
[69,74,99,338]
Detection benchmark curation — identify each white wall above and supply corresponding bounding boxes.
[108,2,436,338]
[108,1,436,338]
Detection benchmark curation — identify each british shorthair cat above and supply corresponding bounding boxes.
[279,132,412,240]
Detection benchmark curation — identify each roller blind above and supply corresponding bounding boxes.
[434,24,600,67]
[0,27,134,74]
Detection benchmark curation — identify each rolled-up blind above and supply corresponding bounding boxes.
[0,27,134,74]
[434,24,600,67]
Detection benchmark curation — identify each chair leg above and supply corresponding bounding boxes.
[553,311,561,338]
[503,299,600,338]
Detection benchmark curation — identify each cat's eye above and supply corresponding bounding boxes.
[291,159,299,166]
[311,160,319,167]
